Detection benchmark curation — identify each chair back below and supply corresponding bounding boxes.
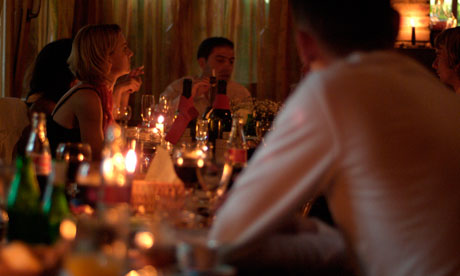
[0,97,30,165]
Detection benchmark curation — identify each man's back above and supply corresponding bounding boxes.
[210,50,460,275]
[320,51,460,275]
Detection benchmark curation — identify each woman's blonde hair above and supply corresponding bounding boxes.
[434,27,460,72]
[68,24,121,85]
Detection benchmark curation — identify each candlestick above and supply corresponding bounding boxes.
[410,18,416,46]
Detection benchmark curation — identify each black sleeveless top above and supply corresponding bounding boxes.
[47,87,98,157]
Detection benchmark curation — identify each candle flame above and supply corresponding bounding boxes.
[410,18,415,27]
[157,115,164,124]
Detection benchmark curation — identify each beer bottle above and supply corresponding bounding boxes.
[226,115,247,190]
[42,160,71,244]
[26,112,52,199]
[7,156,45,244]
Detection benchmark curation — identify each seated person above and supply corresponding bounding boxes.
[432,26,460,94]
[209,1,460,275]
[47,24,135,160]
[160,37,251,116]
[25,39,77,116]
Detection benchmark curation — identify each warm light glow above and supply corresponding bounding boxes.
[126,271,140,276]
[265,0,269,4]
[60,219,77,240]
[177,157,184,166]
[77,153,84,162]
[103,159,114,180]
[134,231,155,250]
[125,149,137,174]
[197,159,204,168]
[410,18,415,27]
[152,128,159,134]
[157,115,164,124]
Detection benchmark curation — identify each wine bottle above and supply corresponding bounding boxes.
[7,156,46,244]
[42,160,71,244]
[226,115,247,190]
[207,80,232,164]
[180,78,195,143]
[203,71,218,119]
[165,78,199,145]
[26,112,52,200]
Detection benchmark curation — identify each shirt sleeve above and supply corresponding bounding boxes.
[160,79,182,113]
[209,79,340,246]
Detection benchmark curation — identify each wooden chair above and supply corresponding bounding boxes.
[0,97,30,165]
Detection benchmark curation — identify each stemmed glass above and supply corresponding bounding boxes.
[56,143,92,200]
[114,105,132,127]
[172,142,232,227]
[141,94,156,127]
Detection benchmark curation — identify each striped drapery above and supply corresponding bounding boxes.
[2,0,301,107]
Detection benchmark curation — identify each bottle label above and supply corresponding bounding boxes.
[213,94,231,110]
[227,148,247,164]
[30,152,51,175]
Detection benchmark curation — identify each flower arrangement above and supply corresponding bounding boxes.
[231,97,282,122]
[252,98,282,122]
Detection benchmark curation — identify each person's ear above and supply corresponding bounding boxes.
[295,29,319,72]
[198,57,207,69]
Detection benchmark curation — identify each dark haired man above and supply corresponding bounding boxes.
[160,37,251,116]
[210,1,460,275]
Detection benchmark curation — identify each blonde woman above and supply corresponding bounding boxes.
[432,27,460,94]
[47,24,134,160]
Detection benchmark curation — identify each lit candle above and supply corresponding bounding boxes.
[410,18,416,46]
[156,115,165,134]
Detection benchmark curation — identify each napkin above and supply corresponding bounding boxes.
[144,146,182,185]
[165,96,199,145]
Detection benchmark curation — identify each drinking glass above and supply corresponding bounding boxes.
[141,94,156,127]
[172,142,231,227]
[0,161,14,242]
[74,161,101,212]
[56,143,92,200]
[114,105,132,127]
[195,119,209,143]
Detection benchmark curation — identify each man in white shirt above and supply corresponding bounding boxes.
[209,1,460,275]
[160,37,251,116]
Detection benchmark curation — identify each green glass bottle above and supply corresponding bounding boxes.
[42,160,71,244]
[7,156,45,244]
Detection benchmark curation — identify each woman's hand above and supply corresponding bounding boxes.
[113,65,144,108]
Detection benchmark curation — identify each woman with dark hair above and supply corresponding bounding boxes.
[25,39,77,116]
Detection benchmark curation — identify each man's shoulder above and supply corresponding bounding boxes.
[227,80,251,98]
[162,76,195,97]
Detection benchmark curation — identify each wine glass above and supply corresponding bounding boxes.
[172,142,231,227]
[56,143,92,200]
[114,105,132,127]
[141,94,156,127]
[74,161,101,213]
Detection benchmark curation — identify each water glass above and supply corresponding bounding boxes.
[141,94,156,127]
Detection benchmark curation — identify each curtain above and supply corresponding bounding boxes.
[1,0,301,105]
